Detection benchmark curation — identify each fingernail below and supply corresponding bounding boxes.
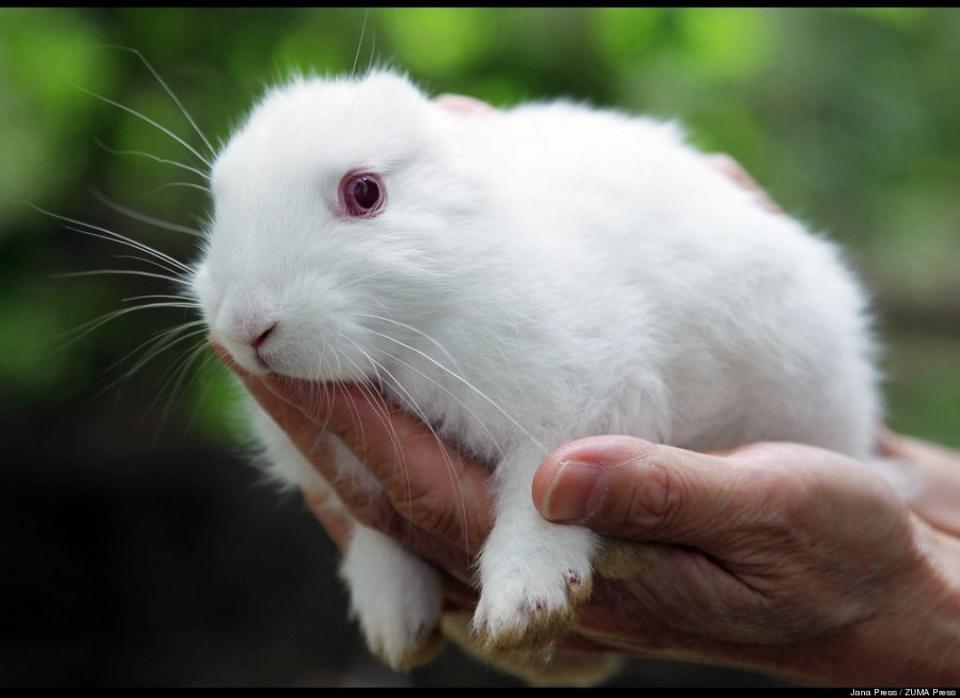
[541,461,604,523]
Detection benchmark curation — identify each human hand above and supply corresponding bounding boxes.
[215,343,960,683]
[530,436,960,683]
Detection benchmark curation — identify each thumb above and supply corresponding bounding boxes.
[532,435,760,549]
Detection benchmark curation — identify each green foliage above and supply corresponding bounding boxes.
[1,8,957,446]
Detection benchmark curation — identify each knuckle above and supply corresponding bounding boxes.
[623,458,681,531]
[747,469,824,542]
[772,469,822,524]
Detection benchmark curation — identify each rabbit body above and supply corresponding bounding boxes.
[195,71,880,679]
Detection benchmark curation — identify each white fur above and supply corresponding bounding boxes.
[192,70,881,666]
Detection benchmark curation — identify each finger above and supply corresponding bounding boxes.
[706,153,783,215]
[260,372,493,554]
[554,633,619,655]
[576,574,859,684]
[877,426,960,470]
[435,93,498,115]
[574,574,705,655]
[876,427,960,537]
[580,551,780,646]
[531,435,763,548]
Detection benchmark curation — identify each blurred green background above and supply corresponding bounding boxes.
[0,7,957,687]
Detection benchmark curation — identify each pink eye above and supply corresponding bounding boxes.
[339,172,385,217]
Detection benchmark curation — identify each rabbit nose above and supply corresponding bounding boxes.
[250,322,278,364]
[251,322,277,351]
[247,322,278,370]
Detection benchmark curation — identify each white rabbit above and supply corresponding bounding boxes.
[192,69,881,682]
